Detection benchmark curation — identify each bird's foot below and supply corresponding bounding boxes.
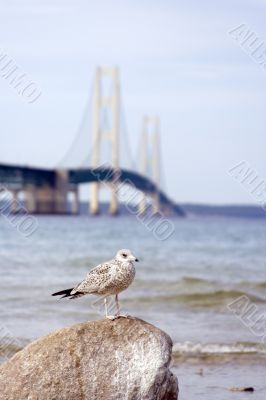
[106,315,117,320]
[115,313,130,318]
[106,313,129,320]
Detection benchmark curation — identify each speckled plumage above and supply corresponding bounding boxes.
[71,257,136,297]
[52,249,139,318]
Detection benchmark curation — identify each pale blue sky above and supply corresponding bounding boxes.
[0,0,266,204]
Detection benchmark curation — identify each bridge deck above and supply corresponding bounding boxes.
[0,164,184,216]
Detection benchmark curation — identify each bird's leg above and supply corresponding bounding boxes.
[105,297,115,320]
[115,294,120,316]
[114,294,129,318]
[104,297,108,318]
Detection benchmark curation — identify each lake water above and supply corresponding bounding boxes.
[0,215,266,399]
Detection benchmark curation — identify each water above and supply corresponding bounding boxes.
[0,215,266,399]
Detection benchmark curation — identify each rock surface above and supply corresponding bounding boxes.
[0,317,178,400]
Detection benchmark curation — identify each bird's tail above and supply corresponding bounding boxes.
[52,288,85,299]
[51,288,74,299]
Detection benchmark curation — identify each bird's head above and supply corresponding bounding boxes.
[115,249,139,263]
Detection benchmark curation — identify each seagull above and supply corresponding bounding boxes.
[52,249,139,319]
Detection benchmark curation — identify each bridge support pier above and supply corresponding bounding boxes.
[152,192,160,215]
[71,187,79,214]
[11,190,19,214]
[55,170,68,214]
[138,193,147,215]
[25,185,55,214]
[109,182,119,215]
[36,186,56,214]
[24,170,72,214]
[90,182,100,215]
[25,185,37,213]
[90,181,119,216]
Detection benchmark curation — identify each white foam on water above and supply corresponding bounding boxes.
[172,341,266,354]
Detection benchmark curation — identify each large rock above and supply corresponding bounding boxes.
[0,317,178,400]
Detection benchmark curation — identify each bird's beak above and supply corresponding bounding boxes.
[135,258,139,262]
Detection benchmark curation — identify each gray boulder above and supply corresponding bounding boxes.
[0,317,178,400]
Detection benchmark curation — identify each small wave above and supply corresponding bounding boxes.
[172,341,266,365]
[135,276,266,298]
[257,282,266,289]
[173,341,266,355]
[180,276,214,285]
[134,290,266,307]
[135,276,214,288]
[239,281,266,290]
[174,289,265,304]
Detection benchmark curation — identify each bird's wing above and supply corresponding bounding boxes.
[87,259,115,275]
[71,260,115,294]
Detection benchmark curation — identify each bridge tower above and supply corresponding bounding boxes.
[90,67,120,215]
[139,115,160,215]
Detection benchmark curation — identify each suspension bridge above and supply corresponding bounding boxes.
[0,67,184,217]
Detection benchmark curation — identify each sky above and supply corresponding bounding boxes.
[0,0,266,204]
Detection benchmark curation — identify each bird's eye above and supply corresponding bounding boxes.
[122,253,127,257]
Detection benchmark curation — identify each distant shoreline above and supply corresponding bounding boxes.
[78,202,266,219]
[1,200,265,219]
[181,203,266,219]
